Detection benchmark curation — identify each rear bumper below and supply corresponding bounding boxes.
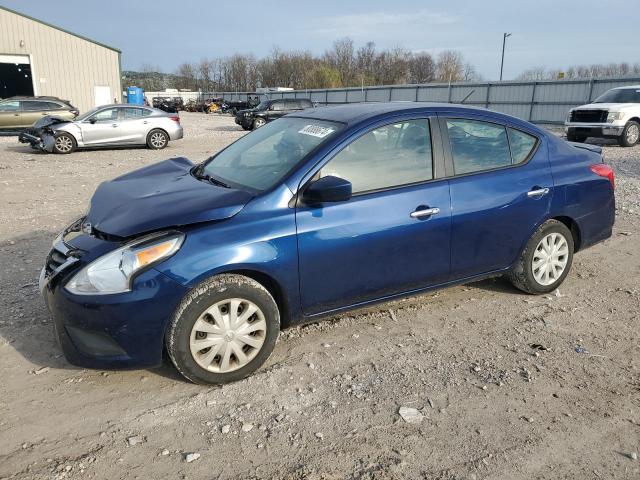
[565,124,624,138]
[41,266,189,369]
[168,125,184,141]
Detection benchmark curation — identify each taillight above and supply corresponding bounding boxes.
[590,164,615,190]
[169,115,180,123]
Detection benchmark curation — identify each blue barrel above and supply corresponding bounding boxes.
[127,86,144,105]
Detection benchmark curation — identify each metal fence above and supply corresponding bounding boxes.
[145,76,640,124]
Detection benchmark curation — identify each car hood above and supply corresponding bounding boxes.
[33,115,72,129]
[574,102,639,111]
[85,157,254,238]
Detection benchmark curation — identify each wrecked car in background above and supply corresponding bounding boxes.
[19,104,183,154]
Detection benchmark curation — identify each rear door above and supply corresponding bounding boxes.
[296,117,451,315]
[0,100,21,128]
[440,115,552,278]
[118,107,153,144]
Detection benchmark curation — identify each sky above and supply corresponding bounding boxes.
[1,0,636,80]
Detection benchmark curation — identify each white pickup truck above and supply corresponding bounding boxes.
[565,85,640,147]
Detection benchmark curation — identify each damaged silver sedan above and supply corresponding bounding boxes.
[19,104,184,154]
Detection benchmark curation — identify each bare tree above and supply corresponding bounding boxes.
[436,50,464,82]
[408,53,436,84]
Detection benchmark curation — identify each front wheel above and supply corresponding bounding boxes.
[52,132,76,154]
[166,274,280,384]
[618,121,639,147]
[509,219,574,294]
[253,117,266,129]
[146,129,169,150]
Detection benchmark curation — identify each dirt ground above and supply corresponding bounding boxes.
[0,112,638,480]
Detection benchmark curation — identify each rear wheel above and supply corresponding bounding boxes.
[618,121,639,147]
[509,219,574,294]
[52,132,76,154]
[166,274,280,384]
[146,129,169,150]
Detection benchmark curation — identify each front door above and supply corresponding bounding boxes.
[81,107,122,145]
[441,116,552,278]
[296,118,451,315]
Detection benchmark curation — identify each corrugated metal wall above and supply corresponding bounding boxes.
[0,7,120,113]
[180,76,640,124]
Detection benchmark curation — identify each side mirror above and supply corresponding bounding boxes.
[89,118,97,124]
[303,175,352,204]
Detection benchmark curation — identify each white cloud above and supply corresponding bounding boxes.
[311,10,458,39]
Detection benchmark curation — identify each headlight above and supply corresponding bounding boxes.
[606,112,625,122]
[566,111,573,123]
[65,232,184,295]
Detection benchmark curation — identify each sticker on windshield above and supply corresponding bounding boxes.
[298,124,334,138]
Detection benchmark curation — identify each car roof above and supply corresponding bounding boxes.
[290,102,539,130]
[3,96,69,102]
[613,85,640,90]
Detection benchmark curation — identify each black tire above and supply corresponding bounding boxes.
[566,131,586,143]
[146,129,169,150]
[618,121,640,147]
[166,274,280,385]
[508,219,574,295]
[52,132,76,154]
[253,117,266,130]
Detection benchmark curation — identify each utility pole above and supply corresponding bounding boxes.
[500,32,511,81]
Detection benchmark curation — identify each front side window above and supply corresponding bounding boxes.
[272,102,285,111]
[321,119,433,194]
[92,108,119,123]
[0,101,20,112]
[447,119,512,175]
[201,117,341,191]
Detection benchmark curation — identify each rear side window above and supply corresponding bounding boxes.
[123,107,147,119]
[21,101,50,111]
[508,128,537,164]
[321,119,433,194]
[446,119,512,175]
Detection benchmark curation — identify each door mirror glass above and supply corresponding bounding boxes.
[303,175,352,204]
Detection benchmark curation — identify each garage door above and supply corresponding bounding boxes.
[0,54,34,98]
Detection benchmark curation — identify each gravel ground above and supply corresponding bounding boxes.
[0,112,638,480]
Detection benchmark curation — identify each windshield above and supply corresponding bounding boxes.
[76,107,102,121]
[593,88,640,104]
[200,117,342,191]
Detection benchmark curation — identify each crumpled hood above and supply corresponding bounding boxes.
[33,115,71,129]
[86,157,253,238]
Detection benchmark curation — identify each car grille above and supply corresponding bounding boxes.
[45,245,73,276]
[571,110,608,123]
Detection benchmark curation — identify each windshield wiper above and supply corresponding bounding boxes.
[191,165,230,188]
[207,176,230,188]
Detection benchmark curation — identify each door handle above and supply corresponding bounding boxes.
[111,123,118,128]
[143,120,148,124]
[527,187,550,197]
[410,207,440,218]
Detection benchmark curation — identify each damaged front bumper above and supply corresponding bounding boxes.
[18,130,55,152]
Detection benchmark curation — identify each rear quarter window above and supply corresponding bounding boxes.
[508,128,538,163]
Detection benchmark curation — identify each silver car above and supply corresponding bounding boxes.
[18,104,184,154]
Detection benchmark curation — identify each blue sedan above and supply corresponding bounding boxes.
[40,103,616,384]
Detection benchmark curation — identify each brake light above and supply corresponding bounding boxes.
[590,164,615,190]
[169,115,180,123]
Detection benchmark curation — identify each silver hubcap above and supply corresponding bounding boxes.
[626,124,639,144]
[55,136,72,152]
[532,232,569,286]
[150,132,167,148]
[255,119,265,128]
[189,298,267,373]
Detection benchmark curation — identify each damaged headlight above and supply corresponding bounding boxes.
[65,232,184,295]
